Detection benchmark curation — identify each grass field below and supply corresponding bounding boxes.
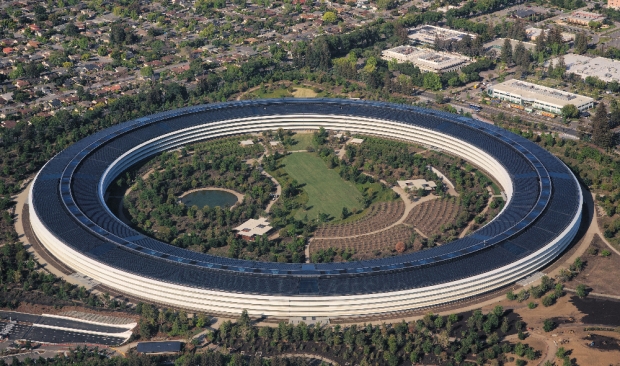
[290,133,315,150]
[281,153,363,220]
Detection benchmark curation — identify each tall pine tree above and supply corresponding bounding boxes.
[501,38,513,65]
[535,29,546,54]
[592,103,613,149]
[574,32,588,55]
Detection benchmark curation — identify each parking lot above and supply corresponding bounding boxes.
[37,317,129,334]
[25,327,125,346]
[0,311,132,346]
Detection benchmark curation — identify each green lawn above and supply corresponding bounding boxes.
[281,153,363,220]
[289,133,315,150]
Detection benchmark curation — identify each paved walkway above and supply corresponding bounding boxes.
[254,146,282,214]
[459,194,495,239]
[428,166,459,197]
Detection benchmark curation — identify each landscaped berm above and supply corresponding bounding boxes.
[281,152,363,220]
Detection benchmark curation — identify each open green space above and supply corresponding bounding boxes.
[281,152,363,220]
[289,133,315,150]
[253,88,292,98]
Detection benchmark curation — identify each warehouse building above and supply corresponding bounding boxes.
[488,80,594,114]
[408,25,476,45]
[381,45,472,73]
[549,54,620,83]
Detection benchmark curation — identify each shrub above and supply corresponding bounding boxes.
[542,294,556,307]
[527,302,537,309]
[601,249,611,257]
[517,289,530,302]
[556,347,567,358]
[576,284,588,298]
[543,319,555,332]
[514,342,526,357]
[507,290,517,300]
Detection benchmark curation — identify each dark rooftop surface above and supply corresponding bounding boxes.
[31,99,581,296]
[137,341,183,353]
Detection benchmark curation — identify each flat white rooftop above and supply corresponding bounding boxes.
[397,179,437,191]
[408,25,476,45]
[490,79,594,108]
[382,45,471,72]
[240,139,254,146]
[233,217,272,237]
[549,54,620,83]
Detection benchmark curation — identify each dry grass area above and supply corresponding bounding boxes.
[405,197,466,240]
[569,234,620,297]
[311,224,415,260]
[291,87,318,98]
[314,201,405,238]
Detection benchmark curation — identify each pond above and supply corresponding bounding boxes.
[180,189,239,209]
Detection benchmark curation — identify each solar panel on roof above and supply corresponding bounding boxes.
[30,99,582,296]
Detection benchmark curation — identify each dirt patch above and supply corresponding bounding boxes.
[550,316,578,326]
[570,331,620,365]
[569,234,620,296]
[583,333,620,352]
[511,293,583,330]
[570,296,620,327]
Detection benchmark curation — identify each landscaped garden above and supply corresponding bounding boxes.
[107,128,502,264]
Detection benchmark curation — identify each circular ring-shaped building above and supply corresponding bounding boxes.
[29,99,582,319]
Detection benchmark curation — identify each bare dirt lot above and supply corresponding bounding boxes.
[569,234,620,297]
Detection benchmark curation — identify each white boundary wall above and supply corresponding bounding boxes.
[29,114,582,318]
